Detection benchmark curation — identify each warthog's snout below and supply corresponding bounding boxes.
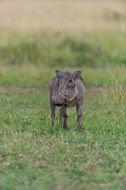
[54,102,62,106]
[51,96,64,106]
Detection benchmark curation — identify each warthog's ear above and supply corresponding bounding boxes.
[55,70,62,77]
[72,71,82,79]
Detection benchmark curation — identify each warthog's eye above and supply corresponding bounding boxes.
[68,79,72,83]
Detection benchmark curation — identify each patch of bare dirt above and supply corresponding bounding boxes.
[0,86,46,93]
[0,85,105,93]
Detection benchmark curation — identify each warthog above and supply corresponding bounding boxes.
[49,70,85,130]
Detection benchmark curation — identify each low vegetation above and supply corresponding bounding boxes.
[0,31,126,67]
[0,64,126,190]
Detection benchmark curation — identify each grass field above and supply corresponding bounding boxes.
[0,66,126,190]
[0,0,126,190]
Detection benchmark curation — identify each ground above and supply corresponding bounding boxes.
[0,65,126,190]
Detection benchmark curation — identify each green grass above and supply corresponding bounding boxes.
[0,64,126,190]
[0,30,126,67]
[0,28,126,189]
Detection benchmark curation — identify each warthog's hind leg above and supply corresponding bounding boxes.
[76,104,83,131]
[62,106,68,129]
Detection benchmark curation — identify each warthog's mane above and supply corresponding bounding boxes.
[60,71,85,85]
[62,71,72,77]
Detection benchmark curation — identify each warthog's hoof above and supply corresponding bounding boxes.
[63,125,68,129]
[78,126,83,131]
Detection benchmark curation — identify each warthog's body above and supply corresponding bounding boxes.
[49,70,85,130]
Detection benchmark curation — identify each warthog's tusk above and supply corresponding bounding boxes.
[68,86,78,102]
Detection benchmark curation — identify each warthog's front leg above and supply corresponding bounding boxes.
[76,104,83,131]
[62,106,68,129]
[50,100,56,126]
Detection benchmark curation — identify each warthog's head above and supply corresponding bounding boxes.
[52,70,82,106]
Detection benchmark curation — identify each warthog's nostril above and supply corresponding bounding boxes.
[54,102,61,106]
